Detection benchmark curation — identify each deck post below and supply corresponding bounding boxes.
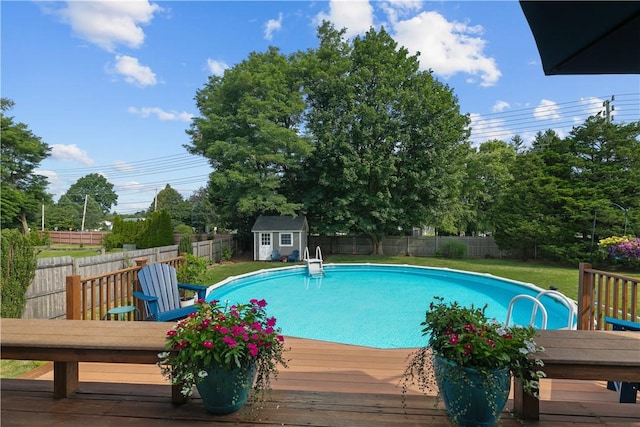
[53,361,79,398]
[65,275,82,320]
[577,262,593,330]
[512,377,539,420]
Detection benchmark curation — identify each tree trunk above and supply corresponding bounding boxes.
[20,213,29,235]
[369,234,384,255]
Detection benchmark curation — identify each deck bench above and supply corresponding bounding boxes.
[513,329,640,420]
[0,318,185,404]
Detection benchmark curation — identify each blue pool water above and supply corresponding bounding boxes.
[207,264,573,349]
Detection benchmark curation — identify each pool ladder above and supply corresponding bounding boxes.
[303,246,324,277]
[505,289,577,330]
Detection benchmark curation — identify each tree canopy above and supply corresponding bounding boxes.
[300,24,470,252]
[1,98,52,234]
[64,173,118,215]
[185,46,312,240]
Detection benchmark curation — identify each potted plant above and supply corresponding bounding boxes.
[176,254,210,306]
[157,298,288,414]
[401,296,545,426]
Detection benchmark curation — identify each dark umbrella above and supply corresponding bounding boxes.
[520,1,640,75]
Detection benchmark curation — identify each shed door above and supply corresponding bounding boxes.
[259,233,272,260]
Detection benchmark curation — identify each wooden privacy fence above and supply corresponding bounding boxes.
[24,237,233,319]
[578,262,640,330]
[309,235,514,258]
[65,256,184,321]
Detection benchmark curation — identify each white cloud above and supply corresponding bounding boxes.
[128,106,193,122]
[533,99,561,121]
[492,100,510,113]
[50,144,94,165]
[113,160,135,172]
[580,96,606,117]
[391,11,501,87]
[315,0,374,38]
[468,113,511,146]
[265,13,283,41]
[207,58,229,76]
[112,55,157,87]
[58,1,161,52]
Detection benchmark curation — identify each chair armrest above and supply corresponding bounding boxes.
[605,317,640,331]
[133,291,158,303]
[178,283,208,300]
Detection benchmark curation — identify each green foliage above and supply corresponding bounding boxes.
[0,98,52,234]
[300,24,470,253]
[1,229,37,318]
[442,241,467,259]
[174,223,193,235]
[185,46,311,238]
[150,184,193,229]
[137,210,174,249]
[64,173,117,215]
[221,246,232,262]
[178,234,193,255]
[103,216,144,250]
[176,254,209,284]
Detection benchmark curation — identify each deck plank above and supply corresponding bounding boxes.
[3,335,639,426]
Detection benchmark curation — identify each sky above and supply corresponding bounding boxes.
[3,0,639,217]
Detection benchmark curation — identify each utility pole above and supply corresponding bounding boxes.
[81,194,88,231]
[41,202,45,231]
[602,95,615,123]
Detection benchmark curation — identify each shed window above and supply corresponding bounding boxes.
[280,233,293,246]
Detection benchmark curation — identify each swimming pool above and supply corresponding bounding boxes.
[207,264,574,349]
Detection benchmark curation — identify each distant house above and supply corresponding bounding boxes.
[251,215,308,261]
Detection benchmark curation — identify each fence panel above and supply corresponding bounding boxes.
[22,237,232,319]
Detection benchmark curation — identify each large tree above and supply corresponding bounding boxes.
[185,46,312,241]
[461,140,516,235]
[64,173,117,215]
[301,24,470,253]
[0,98,52,234]
[149,184,193,229]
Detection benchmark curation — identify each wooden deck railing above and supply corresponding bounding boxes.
[65,256,185,320]
[578,262,640,330]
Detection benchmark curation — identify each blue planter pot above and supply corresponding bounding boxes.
[434,356,511,427]
[196,361,257,414]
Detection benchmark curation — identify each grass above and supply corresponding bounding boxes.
[0,360,46,379]
[36,245,121,259]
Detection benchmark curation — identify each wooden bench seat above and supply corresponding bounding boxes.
[513,329,640,420]
[0,318,185,403]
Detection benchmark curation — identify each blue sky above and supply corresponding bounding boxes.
[3,1,639,216]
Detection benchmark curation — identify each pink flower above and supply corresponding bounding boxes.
[222,337,237,348]
[449,334,459,344]
[248,343,259,357]
[167,330,177,337]
[266,317,277,327]
[202,341,213,349]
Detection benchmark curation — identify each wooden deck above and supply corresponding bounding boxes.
[2,337,639,426]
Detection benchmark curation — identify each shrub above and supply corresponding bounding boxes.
[1,229,37,318]
[178,234,193,255]
[442,241,467,259]
[177,254,209,284]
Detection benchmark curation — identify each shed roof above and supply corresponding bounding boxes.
[251,215,308,232]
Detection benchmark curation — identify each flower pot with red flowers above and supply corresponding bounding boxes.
[401,296,545,426]
[157,299,288,415]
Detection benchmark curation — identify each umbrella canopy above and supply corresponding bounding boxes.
[520,1,640,75]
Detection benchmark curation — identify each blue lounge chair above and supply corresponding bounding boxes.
[270,249,281,261]
[133,263,208,321]
[287,249,300,262]
[605,316,640,403]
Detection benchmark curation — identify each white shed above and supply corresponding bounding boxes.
[251,215,308,261]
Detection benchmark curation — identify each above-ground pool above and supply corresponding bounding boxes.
[207,264,574,349]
